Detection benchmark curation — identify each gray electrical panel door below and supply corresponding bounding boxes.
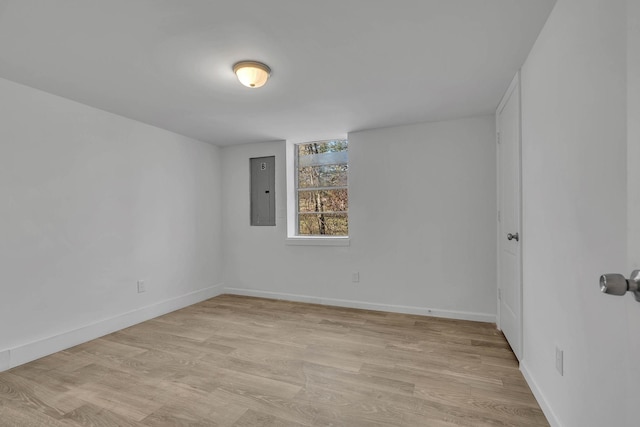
[250,156,275,226]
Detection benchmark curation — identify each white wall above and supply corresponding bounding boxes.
[0,77,223,370]
[222,116,497,321]
[520,0,637,425]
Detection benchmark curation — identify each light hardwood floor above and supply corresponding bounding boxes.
[0,295,548,426]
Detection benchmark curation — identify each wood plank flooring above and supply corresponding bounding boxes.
[0,295,549,426]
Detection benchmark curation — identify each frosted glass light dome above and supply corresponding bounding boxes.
[233,61,271,88]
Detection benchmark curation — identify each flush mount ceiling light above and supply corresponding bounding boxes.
[233,61,271,88]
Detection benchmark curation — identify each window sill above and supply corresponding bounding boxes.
[286,237,350,246]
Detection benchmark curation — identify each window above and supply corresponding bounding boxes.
[295,140,348,236]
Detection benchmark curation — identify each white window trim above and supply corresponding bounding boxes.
[285,236,350,246]
[286,137,350,244]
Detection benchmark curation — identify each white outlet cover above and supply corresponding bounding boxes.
[555,347,564,376]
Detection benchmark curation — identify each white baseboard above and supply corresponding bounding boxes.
[520,360,563,427]
[224,287,496,323]
[0,350,9,372]
[2,284,224,372]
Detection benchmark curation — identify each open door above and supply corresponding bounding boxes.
[625,5,640,420]
[497,72,522,360]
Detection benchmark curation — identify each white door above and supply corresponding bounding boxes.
[625,6,640,421]
[497,73,522,360]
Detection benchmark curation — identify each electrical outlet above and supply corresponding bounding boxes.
[352,272,360,283]
[555,346,564,376]
[137,280,146,293]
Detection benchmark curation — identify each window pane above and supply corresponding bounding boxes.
[298,189,348,213]
[297,140,348,168]
[297,140,348,156]
[298,213,348,236]
[298,164,348,188]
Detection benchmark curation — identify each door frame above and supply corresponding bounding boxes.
[496,71,524,360]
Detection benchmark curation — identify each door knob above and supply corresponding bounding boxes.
[507,232,519,242]
[599,270,640,302]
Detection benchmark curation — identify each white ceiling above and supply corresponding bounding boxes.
[0,0,555,146]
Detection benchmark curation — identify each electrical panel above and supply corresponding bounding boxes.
[250,156,275,226]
